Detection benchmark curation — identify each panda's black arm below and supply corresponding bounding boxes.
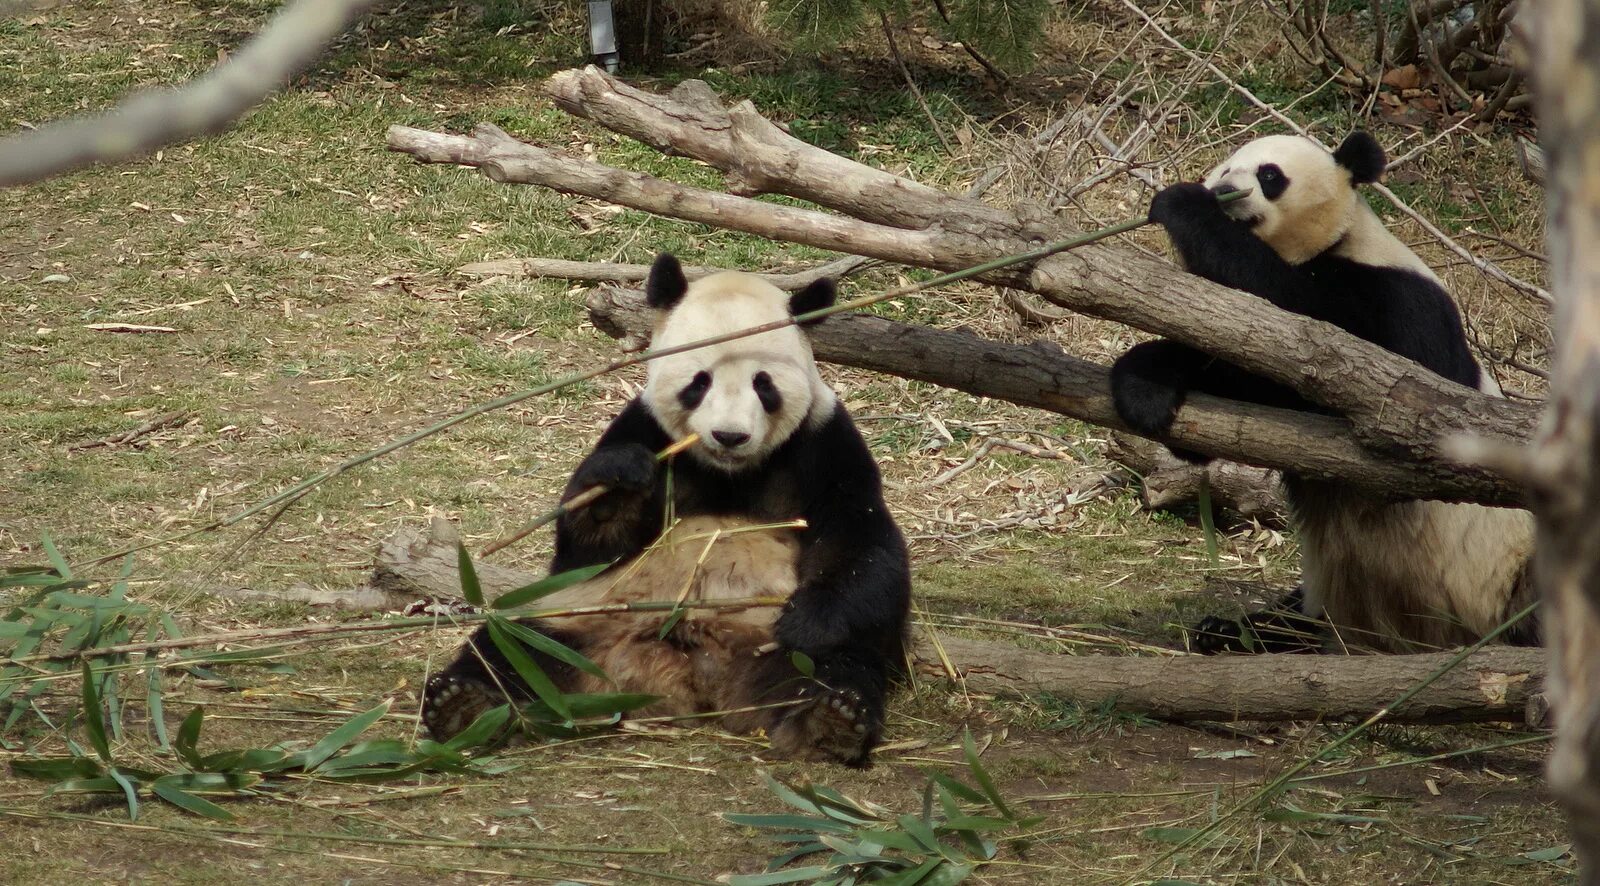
[1152,184,1349,324]
[550,399,672,573]
[775,407,912,656]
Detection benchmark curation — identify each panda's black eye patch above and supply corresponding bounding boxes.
[753,371,782,414]
[679,371,711,410]
[1256,164,1289,201]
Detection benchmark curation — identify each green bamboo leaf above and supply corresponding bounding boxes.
[722,812,856,834]
[494,617,608,682]
[871,859,949,886]
[927,773,986,805]
[108,766,140,819]
[960,730,1013,819]
[154,772,260,793]
[486,618,571,722]
[492,562,610,609]
[313,740,416,772]
[146,633,170,749]
[175,707,205,769]
[440,704,510,752]
[727,866,837,886]
[10,756,104,781]
[152,780,235,820]
[40,531,71,580]
[458,543,484,607]
[294,702,390,771]
[656,607,686,640]
[789,651,815,678]
[81,662,112,763]
[49,776,123,794]
[915,862,974,886]
[895,813,945,854]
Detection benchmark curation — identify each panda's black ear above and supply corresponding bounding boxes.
[1334,131,1386,185]
[790,278,837,326]
[645,252,688,309]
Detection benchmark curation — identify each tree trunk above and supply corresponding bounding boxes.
[367,522,1545,725]
[1526,1,1600,877]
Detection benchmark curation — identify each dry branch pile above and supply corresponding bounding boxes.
[388,67,1534,508]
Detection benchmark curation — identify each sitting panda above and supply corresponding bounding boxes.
[423,253,911,765]
[1110,132,1538,654]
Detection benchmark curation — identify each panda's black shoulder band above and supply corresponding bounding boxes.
[646,252,689,309]
[1333,131,1385,185]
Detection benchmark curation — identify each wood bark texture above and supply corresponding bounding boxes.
[386,69,1538,507]
[1527,1,1600,877]
[370,522,1544,724]
[1105,432,1288,526]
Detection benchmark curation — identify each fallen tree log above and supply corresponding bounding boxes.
[386,72,1537,507]
[371,522,1545,725]
[583,285,1443,501]
[1104,432,1287,526]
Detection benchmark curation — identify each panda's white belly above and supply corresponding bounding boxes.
[1287,480,1534,651]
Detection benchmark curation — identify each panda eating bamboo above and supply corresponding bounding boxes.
[424,254,911,766]
[1110,131,1539,654]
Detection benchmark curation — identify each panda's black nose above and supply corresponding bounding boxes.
[712,430,751,448]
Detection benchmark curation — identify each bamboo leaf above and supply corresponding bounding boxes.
[40,531,72,580]
[440,704,511,752]
[81,662,112,763]
[486,617,572,722]
[458,543,485,607]
[494,617,608,682]
[492,562,610,609]
[10,756,104,781]
[152,781,237,820]
[175,707,205,769]
[960,730,1014,819]
[727,866,838,886]
[108,766,140,819]
[294,702,390,770]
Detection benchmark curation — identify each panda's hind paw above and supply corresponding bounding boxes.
[423,673,505,742]
[1189,615,1249,655]
[769,686,878,767]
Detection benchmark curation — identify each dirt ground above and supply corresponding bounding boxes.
[0,1,1567,883]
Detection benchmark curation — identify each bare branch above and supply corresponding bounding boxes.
[0,0,377,187]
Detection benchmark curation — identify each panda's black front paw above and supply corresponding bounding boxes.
[1148,182,1218,226]
[571,444,658,496]
[1189,610,1323,655]
[423,672,507,741]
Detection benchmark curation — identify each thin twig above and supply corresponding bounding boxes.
[880,11,954,154]
[67,410,192,452]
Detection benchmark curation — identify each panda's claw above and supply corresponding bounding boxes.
[422,673,503,742]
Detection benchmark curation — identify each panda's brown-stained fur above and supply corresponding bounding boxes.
[533,517,798,718]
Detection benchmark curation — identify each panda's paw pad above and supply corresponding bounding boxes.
[771,688,874,766]
[423,673,501,741]
[1189,615,1248,655]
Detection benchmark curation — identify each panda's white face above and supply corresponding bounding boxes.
[645,271,834,473]
[1203,135,1355,265]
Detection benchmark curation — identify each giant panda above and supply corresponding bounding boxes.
[1109,132,1539,654]
[423,253,911,765]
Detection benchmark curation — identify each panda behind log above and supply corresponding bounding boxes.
[1110,132,1539,654]
[423,254,911,765]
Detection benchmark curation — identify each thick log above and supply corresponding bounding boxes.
[583,285,1481,502]
[386,103,1533,507]
[372,523,1545,725]
[536,68,1540,474]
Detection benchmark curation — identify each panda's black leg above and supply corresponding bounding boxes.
[1110,341,1212,464]
[1190,586,1323,654]
[423,621,584,741]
